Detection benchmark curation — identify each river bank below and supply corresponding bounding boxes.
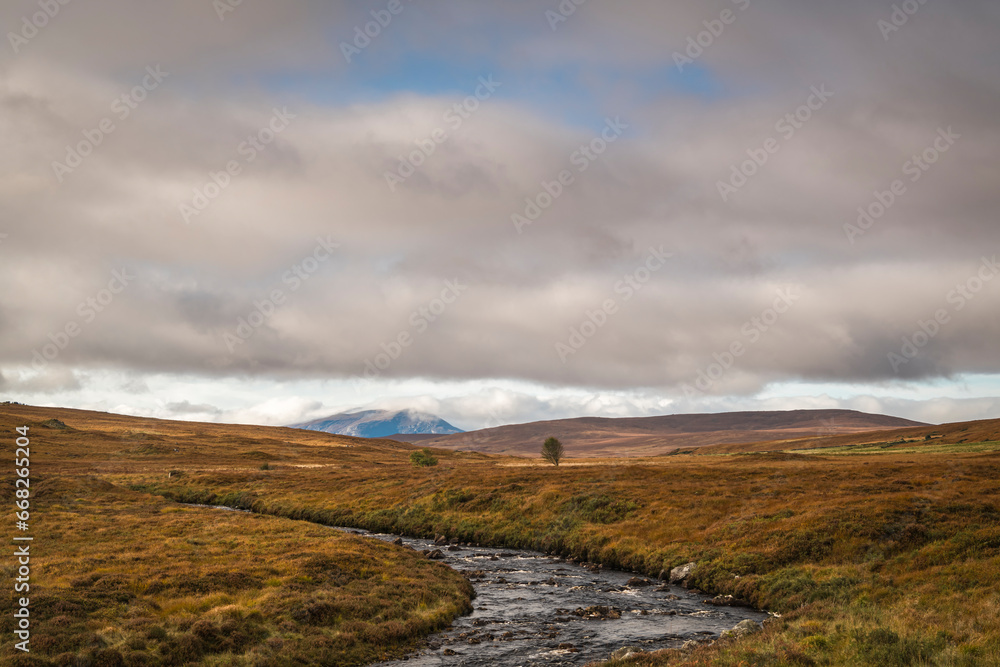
[355,529,768,665]
[142,446,1000,666]
[6,404,998,666]
[187,503,769,664]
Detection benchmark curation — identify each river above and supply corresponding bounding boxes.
[188,506,767,665]
[348,529,769,666]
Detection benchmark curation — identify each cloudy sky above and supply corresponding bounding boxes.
[2,0,999,430]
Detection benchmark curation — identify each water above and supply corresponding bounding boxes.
[185,506,767,665]
[343,530,769,666]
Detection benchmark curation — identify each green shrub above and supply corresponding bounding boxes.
[562,494,639,524]
[409,449,438,467]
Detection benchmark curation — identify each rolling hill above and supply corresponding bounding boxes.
[3,402,999,666]
[698,415,1000,455]
[390,409,927,457]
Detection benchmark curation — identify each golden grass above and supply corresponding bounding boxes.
[4,403,1000,665]
[0,407,473,666]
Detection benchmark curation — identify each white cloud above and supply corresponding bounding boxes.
[1,1,998,425]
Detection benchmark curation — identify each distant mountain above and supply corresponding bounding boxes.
[390,409,926,458]
[289,409,463,439]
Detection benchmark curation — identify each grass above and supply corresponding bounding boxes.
[0,480,472,666]
[3,404,1000,665]
[0,408,473,666]
[788,441,1000,457]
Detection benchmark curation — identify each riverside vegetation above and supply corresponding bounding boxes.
[0,407,472,666]
[2,403,999,665]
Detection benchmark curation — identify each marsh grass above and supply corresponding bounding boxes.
[789,440,1000,457]
[0,479,472,666]
[2,480,473,666]
[0,406,474,666]
[3,404,1000,665]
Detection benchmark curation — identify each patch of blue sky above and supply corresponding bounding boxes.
[254,52,732,136]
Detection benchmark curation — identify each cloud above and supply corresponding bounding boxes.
[3,367,1000,428]
[2,368,82,393]
[163,401,222,417]
[0,1,998,411]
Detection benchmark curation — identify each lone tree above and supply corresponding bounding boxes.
[541,437,564,466]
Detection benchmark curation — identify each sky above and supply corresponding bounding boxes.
[1,0,999,431]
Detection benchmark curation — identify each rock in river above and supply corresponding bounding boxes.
[704,594,752,608]
[669,561,697,586]
[570,605,622,620]
[610,646,643,660]
[722,618,762,638]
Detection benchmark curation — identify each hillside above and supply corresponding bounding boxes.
[697,415,1000,455]
[396,409,925,457]
[0,403,476,666]
[0,403,422,466]
[3,402,1000,665]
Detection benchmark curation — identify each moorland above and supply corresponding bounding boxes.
[2,402,999,666]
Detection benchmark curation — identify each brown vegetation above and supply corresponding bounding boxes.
[398,409,925,457]
[0,405,473,666]
[3,403,1000,665]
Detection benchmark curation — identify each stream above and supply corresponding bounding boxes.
[188,506,767,665]
[347,529,769,666]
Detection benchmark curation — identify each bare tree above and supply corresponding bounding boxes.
[541,437,564,466]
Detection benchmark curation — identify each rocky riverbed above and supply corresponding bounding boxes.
[187,505,768,664]
[346,530,770,666]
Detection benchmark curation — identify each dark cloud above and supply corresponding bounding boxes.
[1,1,998,401]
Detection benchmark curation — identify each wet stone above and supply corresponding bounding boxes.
[334,528,770,666]
[626,577,653,587]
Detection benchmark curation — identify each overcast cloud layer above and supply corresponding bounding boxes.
[1,0,998,426]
